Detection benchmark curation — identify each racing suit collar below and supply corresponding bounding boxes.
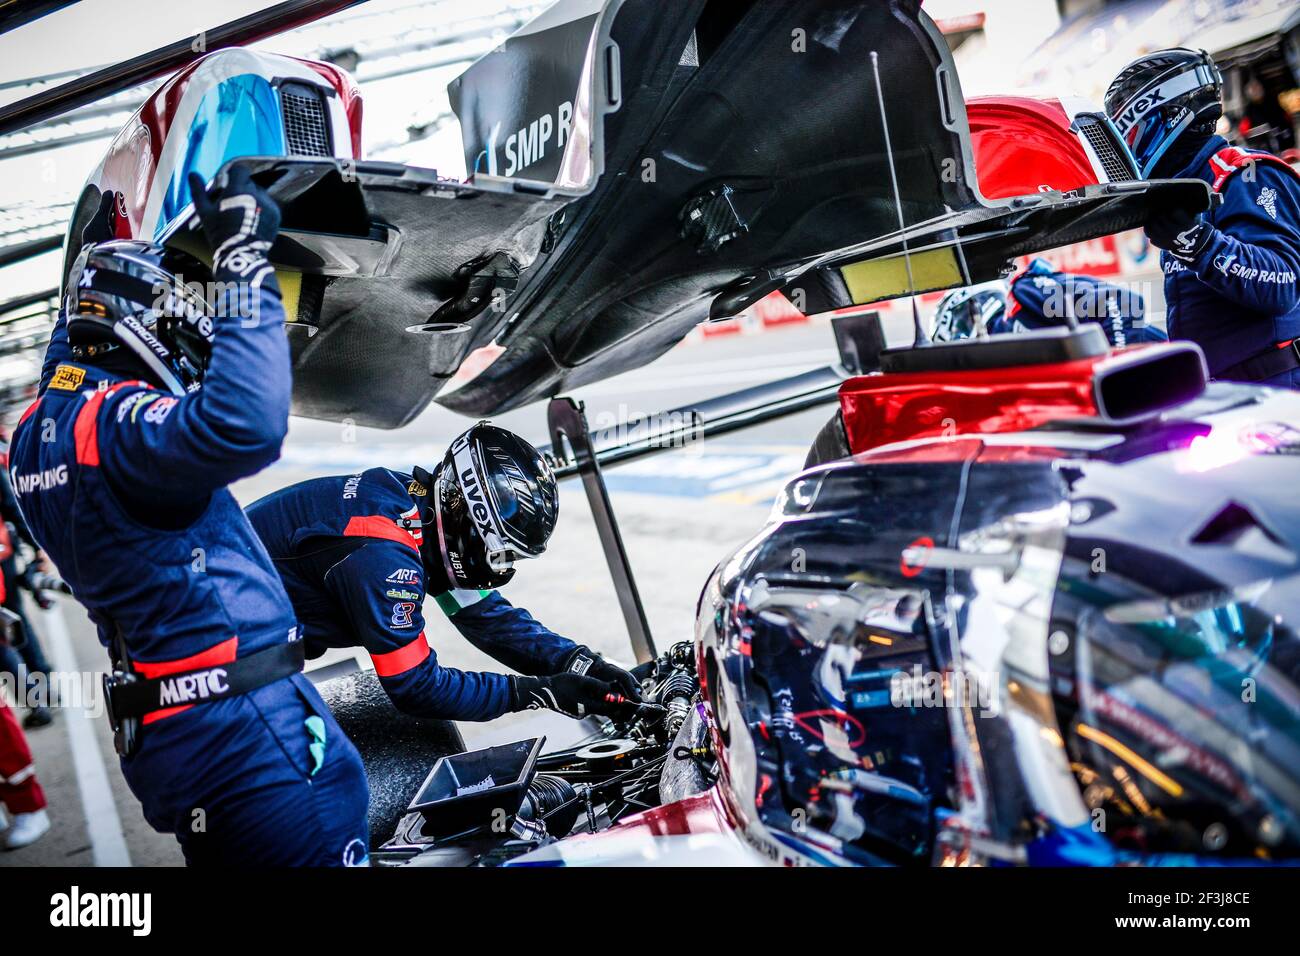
[46,361,139,397]
[1171,134,1229,184]
[402,468,449,593]
[74,348,167,392]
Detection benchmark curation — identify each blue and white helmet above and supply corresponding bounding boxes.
[1105,48,1222,178]
[930,281,1008,342]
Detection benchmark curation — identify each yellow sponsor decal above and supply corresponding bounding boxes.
[839,247,964,304]
[49,365,87,391]
[407,479,428,497]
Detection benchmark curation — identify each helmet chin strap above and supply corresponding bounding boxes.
[1140,112,1198,178]
[113,317,187,395]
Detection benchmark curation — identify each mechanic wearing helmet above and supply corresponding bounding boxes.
[929,281,1009,342]
[246,423,641,724]
[1106,48,1300,385]
[1003,259,1166,347]
[7,171,368,866]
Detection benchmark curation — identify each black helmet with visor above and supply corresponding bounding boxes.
[421,423,559,590]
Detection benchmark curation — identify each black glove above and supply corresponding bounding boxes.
[187,167,281,278]
[1145,202,1213,263]
[563,646,641,701]
[510,673,633,720]
[82,190,118,246]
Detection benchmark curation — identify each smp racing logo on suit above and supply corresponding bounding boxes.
[1214,252,1295,285]
[13,464,68,494]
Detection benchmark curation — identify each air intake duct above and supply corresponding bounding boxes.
[1092,342,1207,425]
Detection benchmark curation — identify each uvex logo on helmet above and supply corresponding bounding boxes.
[457,457,501,543]
[1113,88,1167,136]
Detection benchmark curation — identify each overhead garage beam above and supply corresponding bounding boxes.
[0,0,370,137]
[0,0,82,36]
[0,234,62,268]
[0,286,59,316]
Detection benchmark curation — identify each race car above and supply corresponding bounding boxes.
[63,0,1207,427]
[354,325,1300,867]
[16,0,1293,868]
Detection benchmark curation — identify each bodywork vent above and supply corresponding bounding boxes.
[1075,114,1135,183]
[279,82,332,157]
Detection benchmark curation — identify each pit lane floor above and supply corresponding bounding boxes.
[0,290,1168,866]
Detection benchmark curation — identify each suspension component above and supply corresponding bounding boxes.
[659,670,696,738]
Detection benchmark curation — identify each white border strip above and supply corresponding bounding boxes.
[41,605,131,867]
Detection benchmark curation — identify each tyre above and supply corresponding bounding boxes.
[804,409,851,469]
[316,668,466,849]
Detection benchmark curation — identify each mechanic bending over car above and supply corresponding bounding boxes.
[1106,48,1300,386]
[7,170,369,866]
[246,424,643,724]
[931,263,1167,347]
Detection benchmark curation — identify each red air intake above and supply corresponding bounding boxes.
[839,342,1207,455]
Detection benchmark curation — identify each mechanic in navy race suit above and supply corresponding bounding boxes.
[930,268,1165,346]
[1002,259,1167,346]
[246,424,642,723]
[1105,48,1300,386]
[7,170,368,866]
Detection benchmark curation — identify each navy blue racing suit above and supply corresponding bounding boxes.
[1004,263,1167,347]
[1160,136,1300,385]
[247,468,579,721]
[9,274,368,866]
[0,464,52,705]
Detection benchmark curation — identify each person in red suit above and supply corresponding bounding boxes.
[0,559,50,849]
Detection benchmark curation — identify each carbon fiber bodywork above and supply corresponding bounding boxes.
[182,0,1205,426]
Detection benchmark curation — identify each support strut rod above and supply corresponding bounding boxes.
[542,361,847,664]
